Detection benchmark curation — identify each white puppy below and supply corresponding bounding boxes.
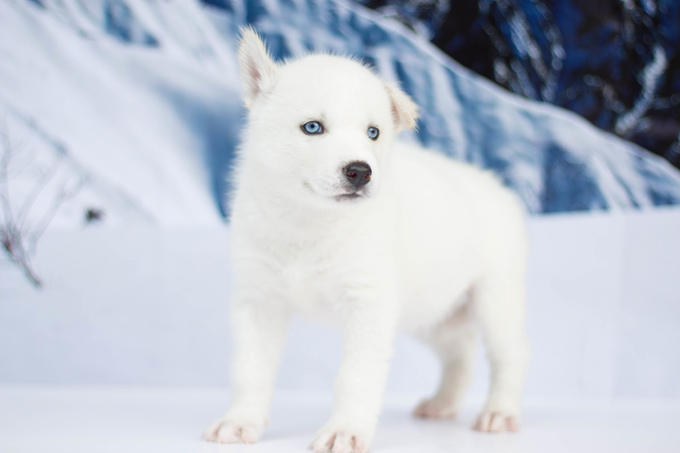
[203,28,530,453]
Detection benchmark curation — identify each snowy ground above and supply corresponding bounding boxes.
[2,208,679,399]
[1,188,679,453]
[1,386,679,453]
[2,0,680,229]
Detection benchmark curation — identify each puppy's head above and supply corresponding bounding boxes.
[237,28,418,208]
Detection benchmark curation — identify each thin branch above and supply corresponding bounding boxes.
[0,119,16,225]
[27,175,88,254]
[0,115,87,289]
[16,153,63,230]
[1,237,42,287]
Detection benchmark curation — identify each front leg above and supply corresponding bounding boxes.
[203,284,289,444]
[310,284,399,453]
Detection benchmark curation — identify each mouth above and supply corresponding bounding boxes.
[334,192,363,202]
[303,181,365,202]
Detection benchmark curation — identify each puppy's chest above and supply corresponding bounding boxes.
[278,258,346,322]
[242,217,390,321]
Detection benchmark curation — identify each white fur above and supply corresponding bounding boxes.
[203,28,530,452]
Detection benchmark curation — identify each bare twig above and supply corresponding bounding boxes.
[28,175,88,255]
[0,118,84,289]
[0,119,15,225]
[16,153,64,231]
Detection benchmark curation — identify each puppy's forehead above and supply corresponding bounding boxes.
[276,55,390,117]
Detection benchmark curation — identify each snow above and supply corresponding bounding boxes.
[2,208,680,399]
[1,0,680,232]
[0,0,242,226]
[2,386,679,453]
[203,0,680,213]
[1,0,680,404]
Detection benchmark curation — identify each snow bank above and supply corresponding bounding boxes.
[1,0,679,231]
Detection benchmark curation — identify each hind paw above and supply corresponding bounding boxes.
[412,397,459,419]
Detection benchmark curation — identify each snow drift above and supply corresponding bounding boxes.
[1,0,680,229]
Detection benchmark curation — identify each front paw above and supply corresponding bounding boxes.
[309,426,370,453]
[472,410,519,433]
[202,417,265,444]
[412,396,459,419]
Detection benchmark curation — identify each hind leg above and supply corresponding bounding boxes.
[413,301,478,419]
[472,272,529,432]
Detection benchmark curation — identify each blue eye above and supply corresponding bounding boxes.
[302,121,324,135]
[367,127,379,140]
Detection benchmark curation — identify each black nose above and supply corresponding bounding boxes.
[344,161,372,189]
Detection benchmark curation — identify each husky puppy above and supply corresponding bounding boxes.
[203,28,530,453]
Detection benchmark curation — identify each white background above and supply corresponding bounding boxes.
[1,208,679,400]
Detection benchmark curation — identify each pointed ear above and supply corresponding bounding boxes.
[238,27,278,108]
[384,82,419,132]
